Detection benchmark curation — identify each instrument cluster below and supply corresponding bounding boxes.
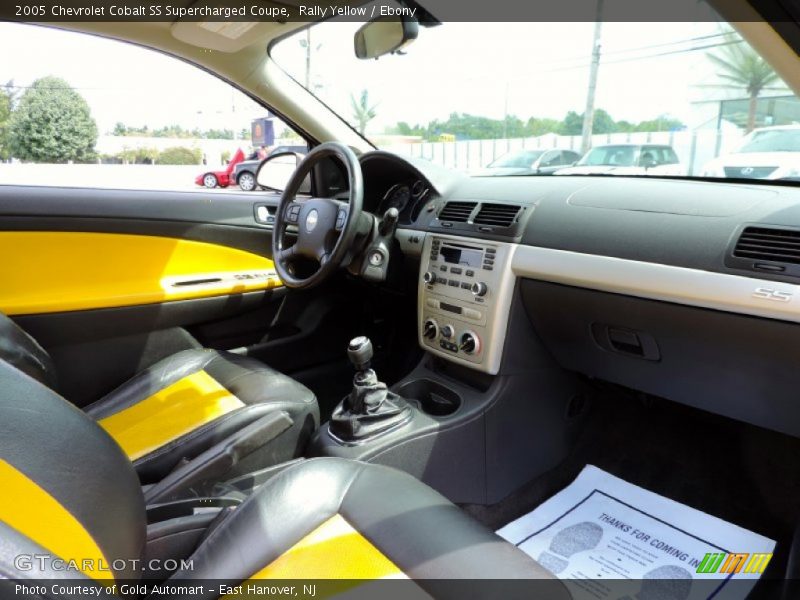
[377,180,431,224]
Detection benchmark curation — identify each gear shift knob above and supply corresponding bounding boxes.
[347,336,373,371]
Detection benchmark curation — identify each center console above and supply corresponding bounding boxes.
[418,234,516,374]
[309,229,578,505]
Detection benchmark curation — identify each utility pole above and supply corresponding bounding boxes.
[304,28,312,89]
[503,81,509,139]
[231,87,236,141]
[581,0,604,154]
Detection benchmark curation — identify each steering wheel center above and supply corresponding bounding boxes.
[271,142,364,289]
[305,209,319,232]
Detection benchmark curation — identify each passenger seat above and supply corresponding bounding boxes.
[0,312,318,483]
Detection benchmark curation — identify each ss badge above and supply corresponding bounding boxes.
[752,287,793,302]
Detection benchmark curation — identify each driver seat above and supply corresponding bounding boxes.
[0,311,319,484]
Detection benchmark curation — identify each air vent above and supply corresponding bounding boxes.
[438,201,477,222]
[473,203,521,228]
[734,227,800,265]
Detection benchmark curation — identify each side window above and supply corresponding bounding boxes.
[639,149,657,167]
[540,151,562,167]
[663,147,680,165]
[0,23,307,192]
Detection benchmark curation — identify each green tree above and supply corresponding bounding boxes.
[388,121,426,137]
[561,109,615,135]
[614,120,636,133]
[157,146,201,165]
[526,117,562,136]
[9,76,97,162]
[591,109,617,134]
[387,108,687,142]
[119,146,158,164]
[634,114,685,132]
[1,81,21,159]
[706,30,783,132]
[561,111,583,135]
[0,88,12,160]
[350,90,377,135]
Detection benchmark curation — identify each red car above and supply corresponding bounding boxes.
[194,148,245,188]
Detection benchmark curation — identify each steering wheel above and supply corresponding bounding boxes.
[272,142,364,289]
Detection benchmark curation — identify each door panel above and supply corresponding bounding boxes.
[0,231,281,315]
[0,185,285,404]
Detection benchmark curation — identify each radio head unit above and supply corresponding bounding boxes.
[436,243,485,269]
[418,234,516,374]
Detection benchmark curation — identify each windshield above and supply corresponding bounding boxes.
[738,129,800,153]
[488,151,545,168]
[271,16,800,181]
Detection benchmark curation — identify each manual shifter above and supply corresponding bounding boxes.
[329,336,413,443]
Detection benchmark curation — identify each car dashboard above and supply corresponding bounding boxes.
[359,149,800,441]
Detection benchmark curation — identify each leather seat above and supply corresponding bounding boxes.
[0,359,567,597]
[0,312,318,483]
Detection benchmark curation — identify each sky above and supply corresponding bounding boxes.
[271,20,737,131]
[0,22,267,135]
[0,18,784,139]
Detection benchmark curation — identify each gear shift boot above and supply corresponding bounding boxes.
[329,337,413,443]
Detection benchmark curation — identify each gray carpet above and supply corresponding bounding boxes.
[462,386,800,588]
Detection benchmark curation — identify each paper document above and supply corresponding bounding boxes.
[498,465,775,600]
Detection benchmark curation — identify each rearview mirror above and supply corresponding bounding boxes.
[256,152,310,193]
[354,16,418,60]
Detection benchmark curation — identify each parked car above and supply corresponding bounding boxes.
[234,145,308,191]
[473,149,581,176]
[701,125,800,180]
[194,148,245,189]
[555,143,684,176]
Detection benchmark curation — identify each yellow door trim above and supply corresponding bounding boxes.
[0,231,282,315]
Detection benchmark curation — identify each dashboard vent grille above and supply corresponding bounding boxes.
[438,201,477,222]
[473,203,521,228]
[734,227,800,265]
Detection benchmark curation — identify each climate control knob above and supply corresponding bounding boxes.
[471,281,488,297]
[440,324,455,339]
[423,271,437,284]
[459,331,481,355]
[423,319,438,340]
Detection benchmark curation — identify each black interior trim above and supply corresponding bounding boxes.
[0,184,281,230]
[521,278,800,438]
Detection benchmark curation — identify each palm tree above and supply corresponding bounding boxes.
[705,31,783,132]
[350,90,377,135]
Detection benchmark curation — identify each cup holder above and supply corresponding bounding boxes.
[394,379,462,417]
